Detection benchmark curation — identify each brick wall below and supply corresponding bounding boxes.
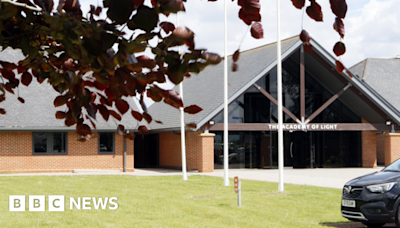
[384,132,400,166]
[376,133,385,165]
[158,132,182,168]
[361,118,377,168]
[0,131,134,173]
[158,131,214,172]
[197,133,215,172]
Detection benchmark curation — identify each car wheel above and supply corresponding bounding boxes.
[396,204,400,228]
[231,158,237,164]
[362,222,385,228]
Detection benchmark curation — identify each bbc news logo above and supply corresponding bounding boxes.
[9,195,118,212]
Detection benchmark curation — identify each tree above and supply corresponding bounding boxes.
[0,0,347,140]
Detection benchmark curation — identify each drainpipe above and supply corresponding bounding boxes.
[124,133,127,172]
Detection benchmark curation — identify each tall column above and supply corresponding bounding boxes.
[198,133,215,172]
[361,118,377,168]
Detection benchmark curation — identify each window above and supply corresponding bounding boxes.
[98,132,114,154]
[33,133,67,155]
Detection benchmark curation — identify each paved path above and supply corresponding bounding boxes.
[0,167,383,189]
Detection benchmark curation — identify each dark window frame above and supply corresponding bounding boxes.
[98,132,115,154]
[32,132,68,155]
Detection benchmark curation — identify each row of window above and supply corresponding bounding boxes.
[32,132,115,155]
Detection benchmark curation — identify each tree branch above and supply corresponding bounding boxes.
[1,0,42,12]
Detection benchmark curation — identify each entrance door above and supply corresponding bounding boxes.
[291,131,317,168]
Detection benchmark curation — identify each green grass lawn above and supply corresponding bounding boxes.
[0,175,349,227]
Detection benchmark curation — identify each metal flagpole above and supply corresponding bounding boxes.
[277,0,284,192]
[223,0,230,186]
[177,13,188,181]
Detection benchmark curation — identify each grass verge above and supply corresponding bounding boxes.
[0,175,349,227]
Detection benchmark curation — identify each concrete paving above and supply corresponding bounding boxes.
[0,167,384,189]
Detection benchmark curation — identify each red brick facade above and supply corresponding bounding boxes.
[384,133,400,166]
[376,133,385,165]
[0,132,134,173]
[158,131,214,172]
[361,118,377,168]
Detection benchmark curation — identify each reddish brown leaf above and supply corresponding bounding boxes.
[330,0,347,19]
[138,125,149,135]
[54,94,70,107]
[238,8,261,26]
[250,22,264,39]
[99,105,110,121]
[147,86,165,102]
[300,30,311,44]
[0,94,5,103]
[185,122,197,129]
[131,110,143,121]
[124,131,136,140]
[77,123,92,136]
[117,124,125,135]
[304,43,313,53]
[0,108,5,115]
[184,105,203,114]
[21,72,33,86]
[115,99,129,114]
[109,110,122,121]
[232,63,238,72]
[133,0,144,7]
[165,90,183,108]
[160,22,175,34]
[137,55,157,69]
[0,61,17,71]
[291,0,305,9]
[155,120,163,124]
[86,114,97,129]
[55,111,66,119]
[107,0,134,24]
[85,103,96,120]
[128,5,159,32]
[18,97,25,103]
[239,0,260,14]
[159,0,185,15]
[143,112,152,123]
[60,0,81,12]
[306,0,323,22]
[17,65,28,74]
[336,60,344,73]
[333,17,345,38]
[333,41,346,56]
[233,49,240,62]
[202,52,222,64]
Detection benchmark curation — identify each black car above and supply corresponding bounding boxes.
[341,159,400,228]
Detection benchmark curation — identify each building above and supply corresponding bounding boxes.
[2,36,400,173]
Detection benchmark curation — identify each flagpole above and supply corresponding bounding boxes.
[277,0,284,192]
[177,13,188,181]
[223,0,230,186]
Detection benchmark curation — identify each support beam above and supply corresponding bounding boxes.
[253,84,299,123]
[300,45,305,121]
[305,83,352,123]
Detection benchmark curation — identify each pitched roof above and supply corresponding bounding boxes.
[148,36,302,131]
[148,36,400,130]
[0,48,141,131]
[350,58,400,113]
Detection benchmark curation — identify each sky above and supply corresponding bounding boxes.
[78,0,400,108]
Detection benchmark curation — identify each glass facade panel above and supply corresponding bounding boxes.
[33,133,47,153]
[212,55,362,168]
[99,132,114,154]
[53,133,66,154]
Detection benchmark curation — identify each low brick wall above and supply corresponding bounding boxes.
[0,132,134,173]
